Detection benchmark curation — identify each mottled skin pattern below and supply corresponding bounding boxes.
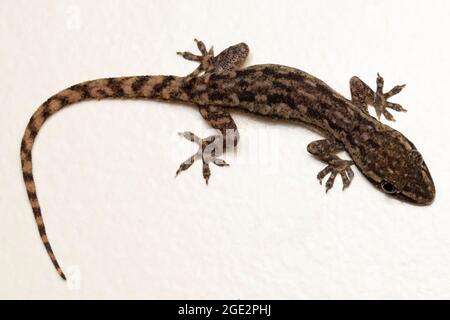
[21,40,435,280]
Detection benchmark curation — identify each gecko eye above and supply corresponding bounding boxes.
[381,181,397,194]
[409,150,423,165]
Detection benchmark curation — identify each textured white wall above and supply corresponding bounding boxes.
[1,0,449,299]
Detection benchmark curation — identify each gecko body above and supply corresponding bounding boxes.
[21,40,435,280]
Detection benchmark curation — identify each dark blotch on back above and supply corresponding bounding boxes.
[306,103,324,120]
[315,83,336,100]
[267,94,296,108]
[236,69,257,78]
[238,91,256,102]
[209,91,228,101]
[209,73,232,82]
[272,80,291,91]
[280,72,306,83]
[238,79,250,88]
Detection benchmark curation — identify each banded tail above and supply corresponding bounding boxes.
[21,75,188,280]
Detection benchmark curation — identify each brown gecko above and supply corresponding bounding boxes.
[21,40,435,280]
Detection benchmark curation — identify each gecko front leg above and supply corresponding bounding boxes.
[307,139,355,192]
[177,39,249,76]
[350,74,406,121]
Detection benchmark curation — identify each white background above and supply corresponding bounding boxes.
[1,0,449,299]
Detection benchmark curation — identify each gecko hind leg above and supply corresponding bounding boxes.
[175,132,229,184]
[176,106,239,184]
[177,39,249,76]
[307,139,355,192]
[350,74,406,121]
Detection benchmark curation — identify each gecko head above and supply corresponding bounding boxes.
[379,155,435,206]
[363,130,435,205]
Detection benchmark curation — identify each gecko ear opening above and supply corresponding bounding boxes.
[381,181,397,194]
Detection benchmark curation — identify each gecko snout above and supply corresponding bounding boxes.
[399,161,435,205]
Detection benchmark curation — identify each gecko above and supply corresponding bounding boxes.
[21,39,435,280]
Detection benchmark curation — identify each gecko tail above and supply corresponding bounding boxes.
[22,167,67,281]
[21,75,184,279]
[39,221,67,281]
[37,213,67,280]
[20,90,77,280]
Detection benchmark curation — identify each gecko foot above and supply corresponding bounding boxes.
[175,131,229,184]
[374,73,407,121]
[177,39,215,76]
[317,160,354,192]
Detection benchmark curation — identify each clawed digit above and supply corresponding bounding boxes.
[212,158,229,167]
[175,131,229,184]
[317,161,354,192]
[317,166,332,183]
[178,131,202,144]
[385,84,407,99]
[177,39,215,76]
[374,73,407,121]
[175,155,198,177]
[195,38,209,56]
[350,74,407,122]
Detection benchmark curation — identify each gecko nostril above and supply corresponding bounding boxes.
[409,149,423,165]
